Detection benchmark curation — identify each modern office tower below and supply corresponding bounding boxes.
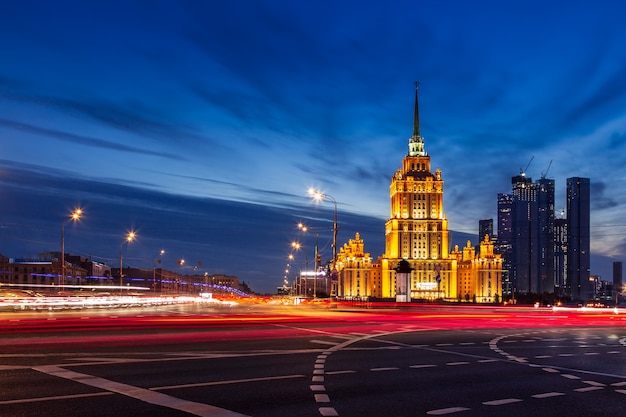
[381,83,455,300]
[505,172,556,295]
[566,177,591,300]
[553,218,568,296]
[496,193,513,295]
[479,219,493,243]
[613,261,623,299]
[535,177,555,293]
[511,173,536,294]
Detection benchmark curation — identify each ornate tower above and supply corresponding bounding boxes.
[381,84,456,300]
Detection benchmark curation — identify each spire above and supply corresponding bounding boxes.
[408,81,426,157]
[413,81,420,138]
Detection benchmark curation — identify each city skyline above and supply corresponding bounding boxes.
[2,1,626,293]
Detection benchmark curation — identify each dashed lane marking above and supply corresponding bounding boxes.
[574,386,604,392]
[531,392,565,398]
[426,406,471,415]
[483,398,523,406]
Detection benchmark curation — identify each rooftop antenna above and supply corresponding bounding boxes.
[520,155,534,177]
[541,160,553,179]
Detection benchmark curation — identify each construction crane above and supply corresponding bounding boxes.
[520,156,534,177]
[541,160,553,179]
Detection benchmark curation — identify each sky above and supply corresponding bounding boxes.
[2,0,626,294]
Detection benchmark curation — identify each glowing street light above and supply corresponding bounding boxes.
[297,221,321,299]
[119,230,137,294]
[61,208,83,290]
[307,188,338,265]
[153,249,165,292]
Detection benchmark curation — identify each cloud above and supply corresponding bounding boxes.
[0,119,185,160]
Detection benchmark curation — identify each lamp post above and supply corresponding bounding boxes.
[308,189,338,264]
[308,188,338,297]
[298,222,320,299]
[61,208,82,291]
[119,231,136,295]
[153,249,165,293]
[290,241,302,296]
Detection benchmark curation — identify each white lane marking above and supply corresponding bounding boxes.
[446,362,469,366]
[33,365,249,417]
[0,391,112,405]
[542,368,560,373]
[574,386,604,392]
[325,370,355,375]
[483,398,522,406]
[426,406,471,415]
[583,380,606,387]
[532,392,565,398]
[410,364,437,369]
[153,374,305,391]
[311,385,325,392]
[371,367,398,372]
[319,407,339,416]
[561,374,580,380]
[315,394,330,402]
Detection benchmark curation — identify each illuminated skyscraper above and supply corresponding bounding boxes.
[496,193,514,295]
[553,217,568,296]
[536,177,555,293]
[511,173,536,294]
[566,177,591,299]
[380,84,456,300]
[478,219,493,244]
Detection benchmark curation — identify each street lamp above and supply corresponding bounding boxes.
[307,188,338,265]
[61,208,82,291]
[297,222,321,299]
[153,249,165,293]
[119,231,136,294]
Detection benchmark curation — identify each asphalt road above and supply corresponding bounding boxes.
[0,303,625,417]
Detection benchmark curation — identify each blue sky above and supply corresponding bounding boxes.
[2,0,626,293]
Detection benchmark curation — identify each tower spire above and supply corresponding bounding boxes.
[413,81,420,138]
[408,81,426,157]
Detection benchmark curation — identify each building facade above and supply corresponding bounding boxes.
[335,233,373,299]
[453,236,504,303]
[380,84,456,300]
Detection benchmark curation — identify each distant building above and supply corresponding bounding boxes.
[0,256,88,292]
[536,177,555,294]
[553,218,568,296]
[496,193,514,295]
[478,219,493,244]
[614,261,623,296]
[566,177,591,300]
